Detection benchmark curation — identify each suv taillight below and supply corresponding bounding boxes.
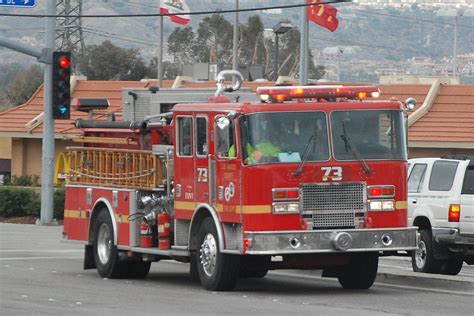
[448,204,461,222]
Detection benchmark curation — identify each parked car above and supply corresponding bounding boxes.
[407,156,474,275]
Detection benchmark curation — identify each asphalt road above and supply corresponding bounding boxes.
[1,223,473,316]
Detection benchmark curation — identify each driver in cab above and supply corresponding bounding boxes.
[243,125,280,165]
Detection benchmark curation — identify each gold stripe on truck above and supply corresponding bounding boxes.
[395,201,408,210]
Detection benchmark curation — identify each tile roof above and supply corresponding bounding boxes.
[378,84,431,113]
[0,80,149,137]
[0,79,472,146]
[409,84,474,143]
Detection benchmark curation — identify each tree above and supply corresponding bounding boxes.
[5,64,43,106]
[77,40,149,80]
[272,28,324,81]
[240,15,266,65]
[148,58,182,80]
[193,14,233,66]
[168,26,195,65]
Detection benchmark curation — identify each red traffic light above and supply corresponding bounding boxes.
[58,56,71,69]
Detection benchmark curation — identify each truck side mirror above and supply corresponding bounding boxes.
[216,117,230,130]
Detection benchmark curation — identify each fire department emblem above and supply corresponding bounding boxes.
[224,182,235,201]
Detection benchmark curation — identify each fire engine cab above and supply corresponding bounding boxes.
[63,71,418,291]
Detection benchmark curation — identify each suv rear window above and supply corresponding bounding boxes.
[462,166,474,194]
[429,160,459,191]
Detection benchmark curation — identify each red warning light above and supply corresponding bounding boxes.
[59,56,71,69]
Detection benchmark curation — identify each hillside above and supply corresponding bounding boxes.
[0,1,472,68]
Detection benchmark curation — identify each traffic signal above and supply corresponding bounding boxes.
[52,51,71,119]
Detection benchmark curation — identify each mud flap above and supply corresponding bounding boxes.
[83,244,96,269]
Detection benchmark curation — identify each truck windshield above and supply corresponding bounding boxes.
[331,110,407,161]
[240,111,329,165]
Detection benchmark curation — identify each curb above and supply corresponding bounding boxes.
[270,268,474,293]
[375,270,474,292]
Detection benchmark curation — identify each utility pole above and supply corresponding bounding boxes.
[158,16,164,87]
[55,0,85,73]
[299,1,308,85]
[232,0,239,74]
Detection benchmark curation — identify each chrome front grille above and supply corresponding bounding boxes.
[311,212,355,229]
[301,182,366,229]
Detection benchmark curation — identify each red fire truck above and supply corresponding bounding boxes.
[63,72,418,291]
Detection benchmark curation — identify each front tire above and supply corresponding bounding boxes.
[338,253,378,290]
[93,209,121,278]
[196,218,239,291]
[440,258,463,275]
[411,229,442,273]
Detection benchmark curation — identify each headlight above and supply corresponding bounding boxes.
[368,200,395,211]
[273,203,299,214]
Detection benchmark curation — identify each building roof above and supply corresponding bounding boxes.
[0,79,270,138]
[409,84,474,144]
[0,80,150,138]
[378,84,431,113]
[0,79,472,147]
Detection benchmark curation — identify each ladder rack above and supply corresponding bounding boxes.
[67,147,165,190]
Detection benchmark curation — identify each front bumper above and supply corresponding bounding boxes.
[244,227,418,255]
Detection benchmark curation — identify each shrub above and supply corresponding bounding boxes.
[54,188,65,219]
[0,187,64,219]
[9,175,40,187]
[0,187,40,217]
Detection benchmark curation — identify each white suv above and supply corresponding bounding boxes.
[407,156,474,275]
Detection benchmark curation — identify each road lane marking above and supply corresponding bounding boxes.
[0,256,82,261]
[0,250,82,253]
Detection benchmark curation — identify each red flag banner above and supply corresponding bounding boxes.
[306,0,339,32]
[160,0,190,25]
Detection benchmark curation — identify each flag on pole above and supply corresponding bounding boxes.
[306,0,339,32]
[160,0,191,25]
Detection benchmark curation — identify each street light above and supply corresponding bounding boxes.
[270,21,292,81]
[436,7,474,77]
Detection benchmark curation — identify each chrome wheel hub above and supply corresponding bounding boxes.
[199,233,217,277]
[97,223,112,265]
[415,240,427,269]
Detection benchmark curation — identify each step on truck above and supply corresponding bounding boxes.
[62,71,418,291]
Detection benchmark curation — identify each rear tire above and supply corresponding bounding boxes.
[440,258,463,275]
[411,229,442,273]
[196,218,240,291]
[93,209,122,278]
[121,260,151,279]
[338,253,378,290]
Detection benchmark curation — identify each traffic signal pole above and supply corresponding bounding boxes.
[0,1,56,225]
[39,0,57,225]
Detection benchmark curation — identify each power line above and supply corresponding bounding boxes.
[353,8,474,29]
[82,27,157,47]
[309,35,423,55]
[0,1,349,18]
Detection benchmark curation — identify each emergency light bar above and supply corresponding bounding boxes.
[256,85,381,103]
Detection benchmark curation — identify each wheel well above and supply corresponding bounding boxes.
[413,216,431,231]
[188,207,213,251]
[88,202,108,244]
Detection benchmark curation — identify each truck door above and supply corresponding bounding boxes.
[460,165,474,235]
[174,115,195,219]
[195,115,210,205]
[213,116,242,223]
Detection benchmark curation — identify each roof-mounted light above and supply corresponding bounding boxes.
[256,85,381,103]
